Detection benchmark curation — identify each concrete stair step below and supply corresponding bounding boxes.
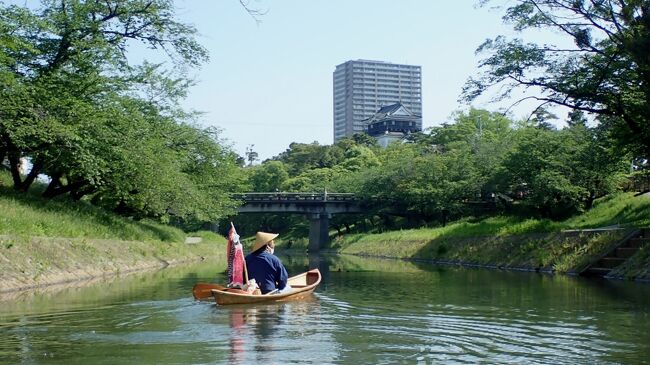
[616,247,639,258]
[627,237,650,248]
[580,229,649,278]
[597,257,627,268]
[584,267,611,276]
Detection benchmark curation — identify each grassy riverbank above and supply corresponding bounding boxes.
[0,178,182,242]
[0,171,226,292]
[0,235,225,293]
[322,193,650,280]
[2,162,649,292]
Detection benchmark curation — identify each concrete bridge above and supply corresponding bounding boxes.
[234,192,362,252]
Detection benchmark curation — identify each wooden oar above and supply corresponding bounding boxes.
[192,282,227,300]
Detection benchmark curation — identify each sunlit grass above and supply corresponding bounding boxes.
[0,170,185,242]
[564,192,650,228]
[337,193,648,248]
[552,232,624,273]
[189,230,227,245]
[334,192,650,275]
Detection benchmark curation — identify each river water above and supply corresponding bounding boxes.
[1,253,649,365]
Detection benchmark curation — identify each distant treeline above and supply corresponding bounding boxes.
[235,109,640,236]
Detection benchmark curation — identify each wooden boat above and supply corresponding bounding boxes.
[210,268,321,305]
[192,282,227,300]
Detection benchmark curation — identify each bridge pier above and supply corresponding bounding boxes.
[235,192,361,252]
[309,213,330,252]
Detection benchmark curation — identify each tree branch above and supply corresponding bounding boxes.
[43,178,90,199]
[239,0,267,25]
[528,0,610,55]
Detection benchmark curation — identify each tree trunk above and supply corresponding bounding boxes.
[114,199,129,214]
[0,148,6,169]
[584,191,596,210]
[43,178,89,199]
[8,152,23,190]
[70,184,94,201]
[18,159,44,192]
[42,172,63,197]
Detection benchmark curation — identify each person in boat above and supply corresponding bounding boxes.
[245,232,291,294]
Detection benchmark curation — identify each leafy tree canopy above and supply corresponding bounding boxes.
[465,0,650,156]
[248,160,289,192]
[0,1,242,225]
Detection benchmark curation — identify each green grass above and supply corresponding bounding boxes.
[329,217,560,254]
[552,232,626,273]
[332,193,649,251]
[0,171,232,291]
[188,230,227,245]
[0,170,185,242]
[610,244,650,279]
[330,192,649,277]
[2,164,648,276]
[564,192,650,228]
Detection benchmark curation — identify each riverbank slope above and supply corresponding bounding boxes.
[2,187,648,293]
[325,193,650,281]
[0,180,226,293]
[0,235,224,293]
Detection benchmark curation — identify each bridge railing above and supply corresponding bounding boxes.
[232,192,356,202]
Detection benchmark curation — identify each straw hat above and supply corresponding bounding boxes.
[251,231,279,252]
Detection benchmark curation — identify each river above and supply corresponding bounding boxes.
[1,253,649,364]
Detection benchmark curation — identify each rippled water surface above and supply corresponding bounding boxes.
[1,254,650,364]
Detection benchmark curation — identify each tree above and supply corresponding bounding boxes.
[248,161,288,192]
[245,144,259,166]
[0,1,245,225]
[274,142,331,175]
[72,95,244,222]
[338,145,380,171]
[0,0,208,191]
[428,108,514,194]
[350,133,380,148]
[564,122,629,209]
[567,109,588,127]
[497,122,628,217]
[465,0,650,156]
[281,168,344,192]
[351,142,481,224]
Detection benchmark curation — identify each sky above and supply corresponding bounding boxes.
[169,0,552,161]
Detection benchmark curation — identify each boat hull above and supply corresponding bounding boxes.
[192,283,226,300]
[211,269,321,305]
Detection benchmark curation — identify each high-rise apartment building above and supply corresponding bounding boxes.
[333,59,422,142]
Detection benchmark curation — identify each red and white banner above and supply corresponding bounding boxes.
[226,223,246,286]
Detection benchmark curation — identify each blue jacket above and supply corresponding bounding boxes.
[245,251,288,294]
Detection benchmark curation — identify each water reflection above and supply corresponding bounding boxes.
[227,304,285,361]
[0,262,225,315]
[218,298,328,365]
[227,307,246,363]
[0,255,649,364]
